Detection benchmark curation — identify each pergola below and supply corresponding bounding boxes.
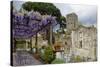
[12,10,57,53]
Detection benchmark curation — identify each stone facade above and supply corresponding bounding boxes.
[71,26,97,61]
[65,13,97,62]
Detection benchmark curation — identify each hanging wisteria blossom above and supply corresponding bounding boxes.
[12,10,57,39]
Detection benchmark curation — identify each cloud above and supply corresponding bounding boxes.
[13,1,25,11]
[69,4,97,25]
[54,3,73,16]
[54,3,97,25]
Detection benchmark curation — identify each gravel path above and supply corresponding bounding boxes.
[13,51,43,66]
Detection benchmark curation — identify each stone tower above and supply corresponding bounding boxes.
[66,13,78,31]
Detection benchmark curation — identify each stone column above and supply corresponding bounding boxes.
[50,24,53,45]
[56,52,62,59]
[30,37,33,52]
[25,39,29,51]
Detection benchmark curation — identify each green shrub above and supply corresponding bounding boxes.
[51,58,65,64]
[73,55,83,62]
[40,46,55,64]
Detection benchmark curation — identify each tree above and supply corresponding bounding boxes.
[60,16,66,22]
[60,16,66,29]
[22,2,65,28]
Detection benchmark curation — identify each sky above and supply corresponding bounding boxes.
[13,1,97,26]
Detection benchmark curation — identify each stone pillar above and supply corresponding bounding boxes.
[30,37,33,52]
[25,39,30,51]
[25,40,28,50]
[56,50,64,60]
[56,52,62,59]
[50,24,52,45]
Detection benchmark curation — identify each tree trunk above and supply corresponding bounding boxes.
[35,33,38,53]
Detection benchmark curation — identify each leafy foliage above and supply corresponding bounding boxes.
[22,2,66,28]
[60,16,66,28]
[60,16,66,22]
[16,40,26,44]
[22,2,61,21]
[71,55,83,62]
[40,46,55,63]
